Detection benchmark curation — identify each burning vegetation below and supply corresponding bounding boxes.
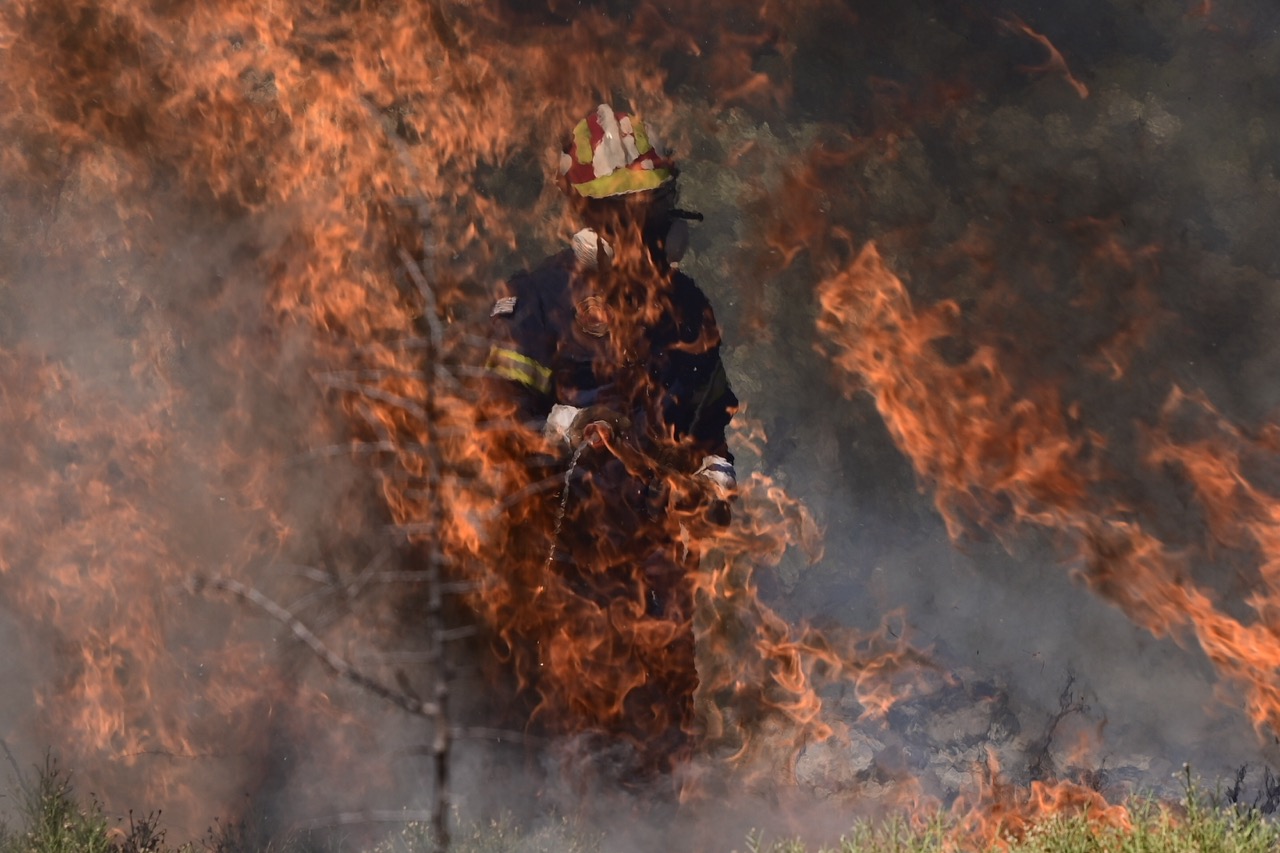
[3,0,1280,848]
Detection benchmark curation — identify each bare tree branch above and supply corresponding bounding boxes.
[416,728,543,744]
[400,248,445,353]
[313,375,428,420]
[188,575,440,718]
[353,399,397,444]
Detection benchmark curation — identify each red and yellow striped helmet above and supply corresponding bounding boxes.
[559,104,677,199]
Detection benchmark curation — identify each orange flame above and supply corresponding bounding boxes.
[951,751,1131,850]
[999,16,1089,99]
[817,240,1280,741]
[0,0,951,827]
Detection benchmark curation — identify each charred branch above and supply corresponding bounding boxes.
[1027,671,1089,783]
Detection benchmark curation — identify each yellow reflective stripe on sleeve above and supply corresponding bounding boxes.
[485,346,552,394]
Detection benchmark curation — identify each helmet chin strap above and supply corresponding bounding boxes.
[645,201,705,269]
[570,192,703,273]
[664,219,689,268]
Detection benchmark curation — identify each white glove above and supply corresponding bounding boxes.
[694,455,736,491]
[571,228,614,271]
[544,404,630,448]
[544,404,581,445]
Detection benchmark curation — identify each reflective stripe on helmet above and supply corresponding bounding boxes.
[572,118,593,166]
[632,119,653,156]
[571,165,674,199]
[562,104,676,198]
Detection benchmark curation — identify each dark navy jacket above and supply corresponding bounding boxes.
[486,248,736,463]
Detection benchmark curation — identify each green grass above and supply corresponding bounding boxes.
[369,814,598,853]
[741,803,1280,853]
[4,761,1279,853]
[2,758,150,853]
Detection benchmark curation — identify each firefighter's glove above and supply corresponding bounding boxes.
[569,405,631,448]
[694,455,736,527]
[544,404,631,450]
[694,455,736,491]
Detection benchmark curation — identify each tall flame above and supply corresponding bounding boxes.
[0,0,938,830]
[817,241,1280,739]
[5,0,1272,842]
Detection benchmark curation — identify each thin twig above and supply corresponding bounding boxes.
[353,400,397,445]
[189,575,439,718]
[388,522,449,537]
[413,727,543,744]
[324,356,470,388]
[324,571,477,590]
[270,564,338,585]
[317,368,431,382]
[0,739,30,801]
[450,364,488,380]
[287,545,395,621]
[342,543,399,602]
[288,442,413,464]
[314,376,428,420]
[292,809,441,833]
[355,331,490,356]
[400,248,445,353]
[122,748,244,760]
[357,336,433,354]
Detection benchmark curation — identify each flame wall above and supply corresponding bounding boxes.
[3,0,1280,845]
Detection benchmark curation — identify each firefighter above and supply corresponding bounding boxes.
[481,103,737,773]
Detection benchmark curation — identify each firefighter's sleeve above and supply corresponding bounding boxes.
[482,275,555,423]
[689,350,737,463]
[686,340,738,500]
[676,277,738,464]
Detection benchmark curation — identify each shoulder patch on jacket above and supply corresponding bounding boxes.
[490,296,518,317]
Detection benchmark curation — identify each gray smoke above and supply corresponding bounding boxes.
[683,0,1280,806]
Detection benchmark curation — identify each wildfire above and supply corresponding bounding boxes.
[951,751,1131,849]
[4,0,1274,844]
[816,237,1280,759]
[0,0,935,832]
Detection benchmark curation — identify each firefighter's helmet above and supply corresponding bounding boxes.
[559,104,677,199]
